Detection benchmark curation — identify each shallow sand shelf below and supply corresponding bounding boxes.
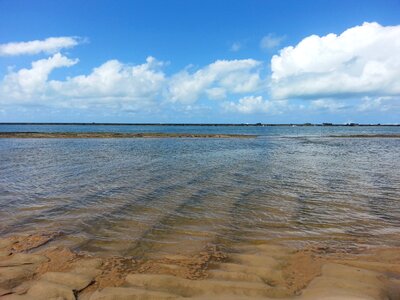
[0,233,399,299]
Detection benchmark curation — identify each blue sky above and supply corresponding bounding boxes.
[0,0,399,123]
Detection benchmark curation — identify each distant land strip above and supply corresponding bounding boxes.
[0,132,256,139]
[0,122,399,126]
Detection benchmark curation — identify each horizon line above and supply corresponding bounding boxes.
[0,122,399,126]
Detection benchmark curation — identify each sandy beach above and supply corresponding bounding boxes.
[0,232,399,299]
[2,0,400,297]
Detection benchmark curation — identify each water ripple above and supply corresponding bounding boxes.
[0,129,399,257]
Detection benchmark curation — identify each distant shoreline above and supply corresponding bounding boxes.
[0,123,399,127]
[2,132,400,139]
[0,132,256,139]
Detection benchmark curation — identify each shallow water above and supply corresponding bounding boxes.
[0,125,399,259]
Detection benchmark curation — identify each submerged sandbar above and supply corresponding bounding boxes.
[0,132,256,139]
[328,134,400,138]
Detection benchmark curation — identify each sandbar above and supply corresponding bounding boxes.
[328,134,400,138]
[0,132,256,139]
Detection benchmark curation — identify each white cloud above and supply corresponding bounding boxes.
[52,56,165,104]
[260,34,285,50]
[167,59,263,104]
[222,96,289,114]
[271,22,400,100]
[1,53,78,102]
[0,37,80,56]
[223,96,270,113]
[0,55,165,110]
[0,51,268,114]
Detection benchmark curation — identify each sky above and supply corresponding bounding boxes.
[0,0,399,123]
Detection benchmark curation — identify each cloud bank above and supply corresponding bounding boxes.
[1,54,165,112]
[51,56,165,109]
[1,22,400,118]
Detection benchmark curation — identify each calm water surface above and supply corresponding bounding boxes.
[0,125,399,258]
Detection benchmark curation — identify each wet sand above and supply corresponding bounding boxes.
[0,132,256,139]
[0,232,399,299]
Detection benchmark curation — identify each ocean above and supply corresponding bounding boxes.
[0,125,399,259]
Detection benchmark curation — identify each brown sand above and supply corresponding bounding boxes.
[0,132,256,139]
[0,232,399,299]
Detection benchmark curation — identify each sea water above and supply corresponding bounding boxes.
[0,125,399,258]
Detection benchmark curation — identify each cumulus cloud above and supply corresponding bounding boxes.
[0,51,266,113]
[260,34,285,50]
[1,53,78,102]
[167,59,263,104]
[0,55,165,110]
[51,56,165,104]
[0,37,80,56]
[270,22,400,100]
